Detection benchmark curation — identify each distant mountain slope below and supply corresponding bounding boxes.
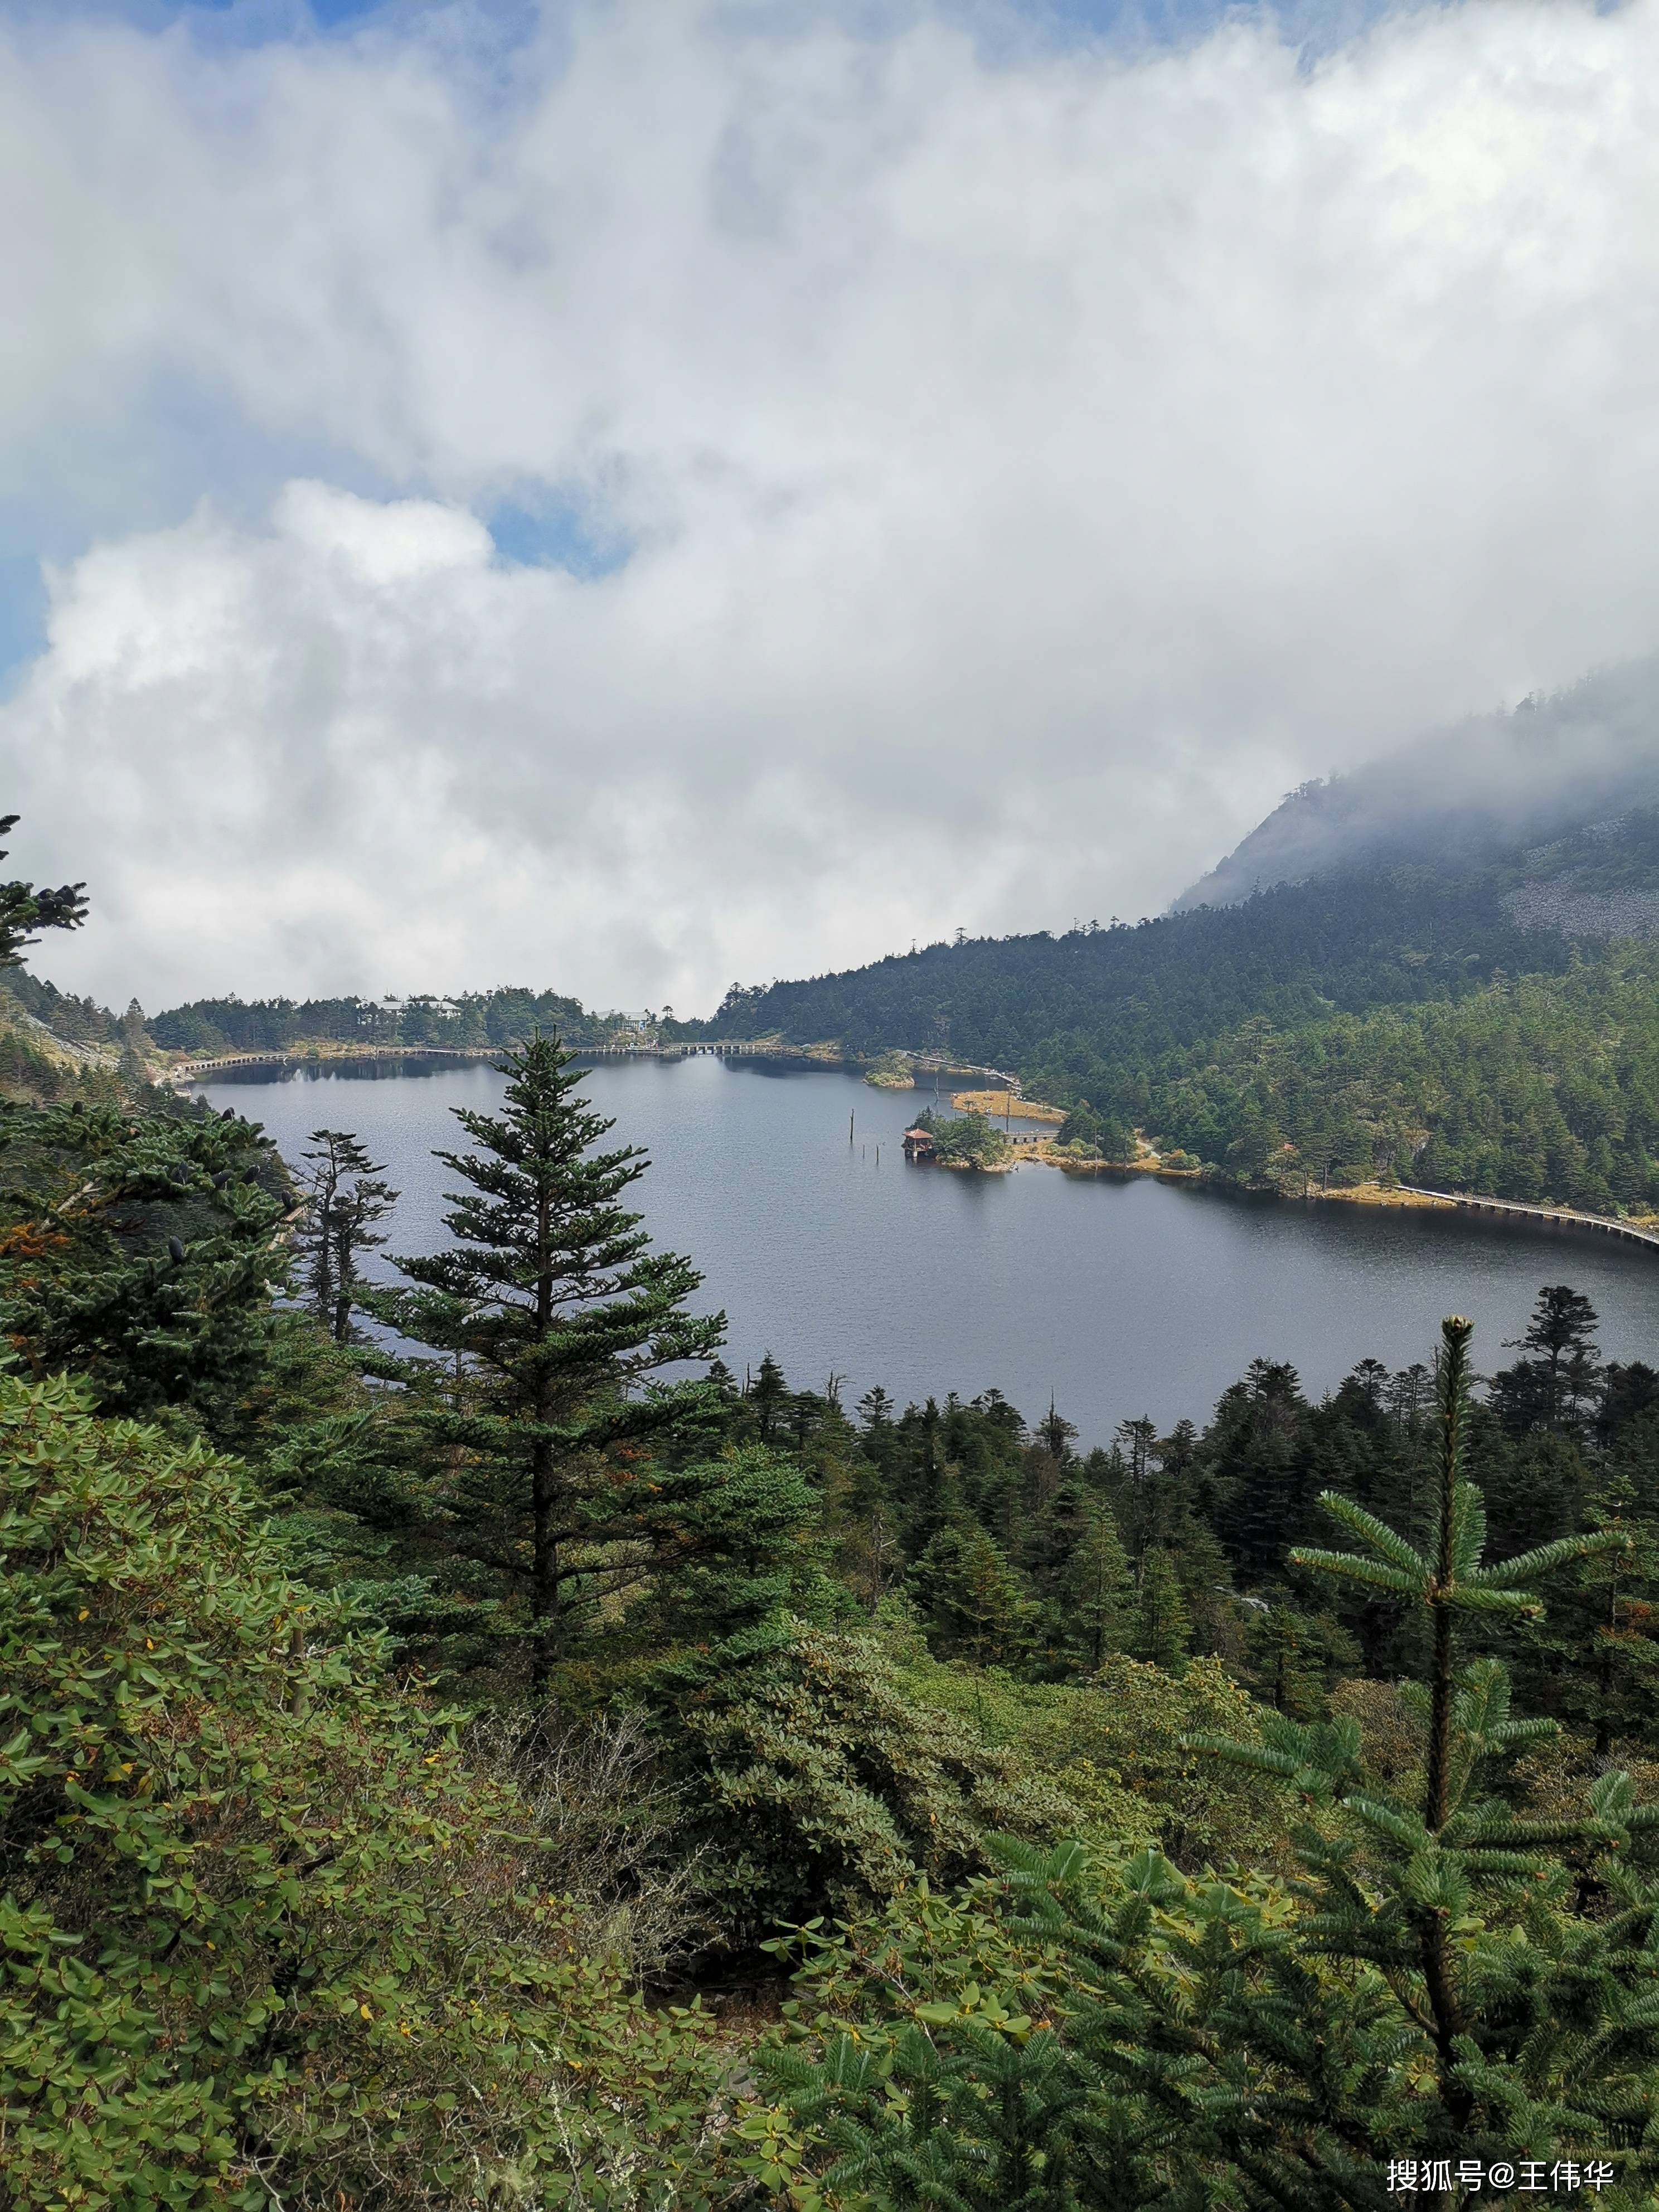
[1172,658,1659,911]
[709,861,1563,1071]
[708,738,1659,1211]
[713,667,1659,1076]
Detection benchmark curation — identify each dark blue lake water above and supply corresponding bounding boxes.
[195,1055,1659,1446]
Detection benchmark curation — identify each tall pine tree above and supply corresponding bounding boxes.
[362,1034,724,1686]
[1059,1508,1132,1675]
[297,1128,399,1342]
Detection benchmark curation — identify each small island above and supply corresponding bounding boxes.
[901,1108,1013,1169]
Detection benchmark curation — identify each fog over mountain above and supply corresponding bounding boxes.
[1173,659,1659,913]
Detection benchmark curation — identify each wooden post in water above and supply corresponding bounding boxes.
[850,1111,855,1144]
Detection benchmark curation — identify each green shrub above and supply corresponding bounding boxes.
[890,1647,1287,1869]
[668,1619,1073,1948]
[0,1374,732,2210]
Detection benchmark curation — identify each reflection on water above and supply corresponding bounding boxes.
[197,1055,1659,1445]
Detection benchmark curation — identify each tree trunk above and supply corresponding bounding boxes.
[331,1231,353,1343]
[1424,1603,1454,1833]
[1420,1317,1472,2135]
[1595,1556,1621,1757]
[310,1159,338,1326]
[531,1437,557,1695]
[531,1167,557,1694]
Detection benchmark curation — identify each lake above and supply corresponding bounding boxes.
[194,1054,1659,1445]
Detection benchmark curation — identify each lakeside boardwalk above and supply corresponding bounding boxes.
[1398,1184,1659,1256]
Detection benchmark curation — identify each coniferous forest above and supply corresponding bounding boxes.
[9,837,1659,2206]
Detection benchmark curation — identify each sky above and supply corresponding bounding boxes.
[4,0,1659,1015]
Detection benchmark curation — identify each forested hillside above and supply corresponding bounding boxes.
[710,861,1560,1068]
[713,811,1659,1212]
[146,984,625,1054]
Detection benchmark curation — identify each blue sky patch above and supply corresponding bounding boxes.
[0,1,444,42]
[1,0,540,40]
[486,496,632,580]
[0,555,48,699]
[4,0,1396,59]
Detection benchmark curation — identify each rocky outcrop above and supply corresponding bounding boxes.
[1502,878,1659,941]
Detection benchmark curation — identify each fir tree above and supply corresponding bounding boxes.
[857,1382,895,1433]
[361,1034,724,1686]
[1158,1416,1197,1478]
[1493,1282,1604,1435]
[1243,1602,1346,1719]
[627,1442,829,1651]
[910,1521,1035,1670]
[0,813,85,968]
[1190,1314,1652,2182]
[1034,1397,1078,1463]
[706,1354,741,1404]
[1388,1359,1433,1427]
[899,1394,948,1548]
[297,1128,399,1342]
[325,1167,399,1342]
[856,1383,899,1479]
[1205,1356,1318,1582]
[1529,1463,1659,1755]
[0,1099,290,1429]
[1601,1360,1659,1442]
[1114,1416,1187,1568]
[788,1388,828,1451]
[1115,1415,1155,1485]
[1131,1547,1190,1672]
[748,1351,789,1443]
[1060,1508,1132,1675]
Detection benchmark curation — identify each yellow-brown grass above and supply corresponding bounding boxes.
[950,1089,1065,1123]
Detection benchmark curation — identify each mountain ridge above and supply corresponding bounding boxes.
[1172,656,1659,911]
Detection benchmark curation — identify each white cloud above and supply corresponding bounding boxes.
[6,0,1659,1008]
